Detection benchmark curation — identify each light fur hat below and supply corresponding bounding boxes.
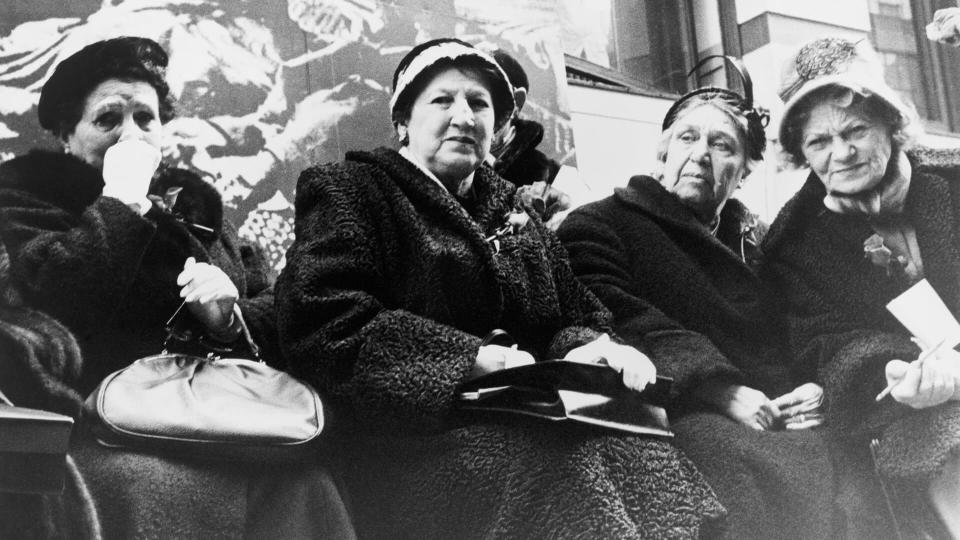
[778,37,919,144]
[389,38,515,131]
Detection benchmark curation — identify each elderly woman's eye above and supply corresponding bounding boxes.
[469,98,490,110]
[847,125,868,138]
[94,112,120,128]
[678,132,696,143]
[431,95,453,106]
[135,111,156,127]
[711,139,733,152]
[804,136,827,150]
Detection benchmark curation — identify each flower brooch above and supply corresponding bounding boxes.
[863,233,907,278]
[485,210,531,254]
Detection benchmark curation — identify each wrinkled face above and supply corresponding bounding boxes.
[402,67,494,189]
[65,78,162,171]
[661,104,748,222]
[800,100,892,196]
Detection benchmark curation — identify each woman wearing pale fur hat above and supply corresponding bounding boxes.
[763,37,960,539]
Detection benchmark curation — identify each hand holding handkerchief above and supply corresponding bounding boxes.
[878,279,960,407]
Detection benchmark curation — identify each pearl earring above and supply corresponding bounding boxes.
[63,143,71,154]
[397,126,409,145]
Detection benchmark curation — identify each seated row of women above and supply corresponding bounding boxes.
[1,33,958,540]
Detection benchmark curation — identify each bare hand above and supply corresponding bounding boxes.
[177,257,239,340]
[563,334,657,392]
[772,382,825,430]
[696,380,781,430]
[885,348,960,409]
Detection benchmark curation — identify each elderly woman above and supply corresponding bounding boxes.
[0,37,354,538]
[763,37,960,539]
[557,60,835,540]
[276,38,724,539]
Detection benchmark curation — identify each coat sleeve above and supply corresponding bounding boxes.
[557,206,743,402]
[519,212,613,359]
[0,188,156,338]
[762,253,915,439]
[222,225,282,367]
[276,165,483,434]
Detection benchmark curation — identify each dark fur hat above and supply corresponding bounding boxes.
[661,55,769,161]
[38,36,175,136]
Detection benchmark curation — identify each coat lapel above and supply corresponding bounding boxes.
[906,169,960,313]
[348,148,510,321]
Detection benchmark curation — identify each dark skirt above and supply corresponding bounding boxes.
[70,434,356,539]
[672,412,836,540]
[338,420,725,540]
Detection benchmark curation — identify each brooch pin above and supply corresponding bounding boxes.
[863,233,907,278]
[485,210,531,253]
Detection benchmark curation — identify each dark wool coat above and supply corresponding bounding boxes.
[763,147,960,538]
[558,175,835,540]
[276,147,725,539]
[0,150,353,540]
[0,150,278,393]
[494,118,560,186]
[559,175,789,400]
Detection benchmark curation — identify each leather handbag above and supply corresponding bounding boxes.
[82,304,324,462]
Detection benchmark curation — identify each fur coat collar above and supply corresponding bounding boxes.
[0,150,224,235]
[615,175,766,265]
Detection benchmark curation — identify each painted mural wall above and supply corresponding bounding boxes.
[0,0,575,269]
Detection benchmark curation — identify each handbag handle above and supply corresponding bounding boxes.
[164,301,261,362]
[232,304,261,361]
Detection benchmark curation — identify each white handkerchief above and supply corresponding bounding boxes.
[886,279,960,349]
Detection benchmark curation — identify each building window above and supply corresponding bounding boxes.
[869,0,960,133]
[560,0,730,96]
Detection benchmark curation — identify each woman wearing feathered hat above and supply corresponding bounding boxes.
[557,56,835,540]
[763,37,960,538]
[276,37,725,538]
[0,36,355,538]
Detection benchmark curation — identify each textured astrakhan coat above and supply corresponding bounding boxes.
[762,147,960,538]
[0,150,353,540]
[558,175,835,540]
[276,148,725,539]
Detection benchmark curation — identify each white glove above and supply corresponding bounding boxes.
[927,8,960,46]
[564,334,657,392]
[101,138,161,213]
[177,257,240,341]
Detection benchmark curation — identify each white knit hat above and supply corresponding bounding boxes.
[778,37,920,145]
[389,38,514,131]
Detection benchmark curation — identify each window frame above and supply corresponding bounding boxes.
[870,0,960,135]
[564,0,738,100]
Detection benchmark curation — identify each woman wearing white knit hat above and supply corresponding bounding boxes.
[765,36,960,539]
[276,37,726,539]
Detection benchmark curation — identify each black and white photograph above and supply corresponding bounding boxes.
[2,1,960,538]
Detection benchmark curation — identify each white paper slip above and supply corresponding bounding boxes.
[886,279,960,349]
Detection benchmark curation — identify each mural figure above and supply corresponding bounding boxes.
[0,0,575,269]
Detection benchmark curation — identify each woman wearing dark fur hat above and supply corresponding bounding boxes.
[0,36,354,538]
[557,58,835,540]
[276,37,724,539]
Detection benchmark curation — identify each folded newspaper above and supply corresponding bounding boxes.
[0,404,74,493]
